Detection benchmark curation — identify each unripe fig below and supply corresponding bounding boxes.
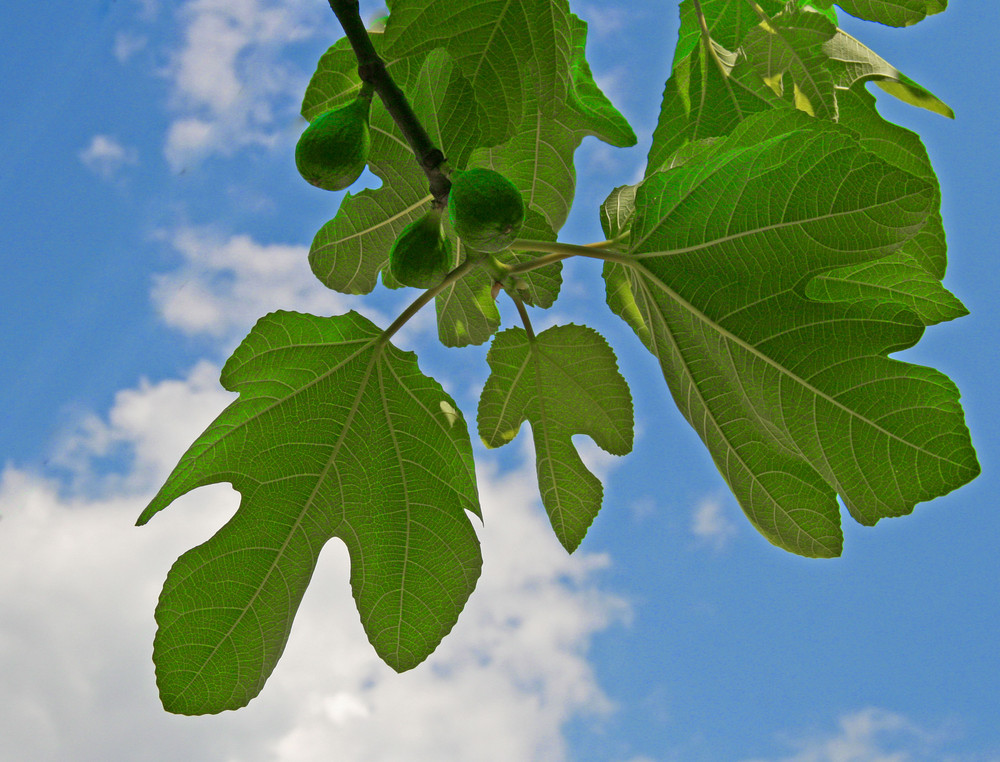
[447,168,525,253]
[295,94,371,191]
[389,208,453,288]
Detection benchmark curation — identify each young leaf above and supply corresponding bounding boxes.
[137,311,482,714]
[741,7,839,119]
[605,110,978,557]
[833,0,946,28]
[434,209,563,348]
[478,325,634,552]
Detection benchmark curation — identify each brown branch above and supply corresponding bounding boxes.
[327,0,451,206]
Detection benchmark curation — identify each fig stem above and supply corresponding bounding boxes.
[328,0,450,206]
[378,256,480,345]
[506,239,633,276]
[510,293,536,342]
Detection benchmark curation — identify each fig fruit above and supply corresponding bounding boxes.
[447,168,525,253]
[295,94,371,191]
[389,208,453,288]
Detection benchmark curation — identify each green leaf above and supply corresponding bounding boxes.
[833,0,946,27]
[824,29,953,117]
[137,311,482,714]
[434,245,499,348]
[604,110,978,558]
[805,251,968,325]
[307,2,634,353]
[383,0,577,147]
[478,325,633,552]
[647,35,787,176]
[836,86,948,277]
[805,85,963,324]
[433,210,562,348]
[674,0,787,66]
[741,7,839,119]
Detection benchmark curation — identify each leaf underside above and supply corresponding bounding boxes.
[138,311,482,714]
[603,110,978,557]
[141,0,979,718]
[478,325,634,552]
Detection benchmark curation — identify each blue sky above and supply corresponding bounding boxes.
[1,1,998,760]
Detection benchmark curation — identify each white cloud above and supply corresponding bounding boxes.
[162,0,323,170]
[0,362,626,762]
[690,493,738,551]
[150,227,376,345]
[742,708,951,762]
[79,135,139,180]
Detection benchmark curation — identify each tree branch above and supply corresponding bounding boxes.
[327,0,451,206]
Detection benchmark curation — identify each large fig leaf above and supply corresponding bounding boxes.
[478,325,633,552]
[604,110,978,558]
[137,311,482,714]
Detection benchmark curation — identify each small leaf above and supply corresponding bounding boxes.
[833,0,946,27]
[138,311,482,714]
[741,8,838,119]
[478,325,633,552]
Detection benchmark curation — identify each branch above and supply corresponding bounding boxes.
[327,0,451,206]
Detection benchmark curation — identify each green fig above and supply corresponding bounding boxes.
[447,168,525,253]
[389,208,453,288]
[295,94,371,191]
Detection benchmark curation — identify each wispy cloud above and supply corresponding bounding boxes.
[690,493,738,551]
[79,135,139,180]
[742,708,957,762]
[113,31,148,62]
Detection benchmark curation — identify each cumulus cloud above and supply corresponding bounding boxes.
[0,362,626,761]
[79,135,139,179]
[690,493,738,551]
[150,227,379,345]
[742,708,950,762]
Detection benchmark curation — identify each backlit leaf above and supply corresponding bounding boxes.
[138,311,482,714]
[478,325,633,552]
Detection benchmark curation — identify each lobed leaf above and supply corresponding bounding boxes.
[478,325,634,552]
[138,311,482,714]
